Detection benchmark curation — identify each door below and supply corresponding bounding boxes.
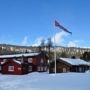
[63,68,67,73]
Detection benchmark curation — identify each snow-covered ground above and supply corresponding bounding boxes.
[0,72,90,90]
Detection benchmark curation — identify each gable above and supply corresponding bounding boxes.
[1,59,22,66]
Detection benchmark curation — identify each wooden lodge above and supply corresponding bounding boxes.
[49,58,90,73]
[0,52,48,75]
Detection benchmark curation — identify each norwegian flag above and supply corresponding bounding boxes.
[55,20,72,34]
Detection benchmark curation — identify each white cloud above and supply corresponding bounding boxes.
[32,37,44,46]
[67,40,84,47]
[67,40,81,47]
[52,31,68,44]
[22,36,28,46]
[67,41,77,47]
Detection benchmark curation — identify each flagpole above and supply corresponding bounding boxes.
[54,29,56,74]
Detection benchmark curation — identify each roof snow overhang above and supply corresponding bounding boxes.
[0,52,40,59]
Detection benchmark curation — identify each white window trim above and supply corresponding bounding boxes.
[8,66,14,71]
[28,58,32,63]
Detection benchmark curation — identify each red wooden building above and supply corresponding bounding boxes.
[49,58,90,73]
[0,52,48,75]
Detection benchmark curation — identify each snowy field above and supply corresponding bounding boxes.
[0,72,90,90]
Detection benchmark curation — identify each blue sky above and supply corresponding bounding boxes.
[0,0,90,47]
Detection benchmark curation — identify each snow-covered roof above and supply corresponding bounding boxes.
[13,60,22,64]
[0,52,40,59]
[60,58,90,66]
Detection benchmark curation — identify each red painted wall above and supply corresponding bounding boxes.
[2,62,23,75]
[32,58,37,65]
[18,57,38,65]
[15,57,38,65]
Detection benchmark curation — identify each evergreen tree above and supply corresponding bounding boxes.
[47,38,52,60]
[82,52,90,61]
[60,52,68,58]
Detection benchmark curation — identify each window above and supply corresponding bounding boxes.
[41,67,43,71]
[37,66,45,71]
[79,67,82,72]
[28,58,32,63]
[41,59,44,64]
[3,59,7,62]
[8,66,14,71]
[28,66,32,72]
[44,66,47,71]
[0,66,1,71]
[63,68,67,73]
[17,58,23,63]
[37,66,40,71]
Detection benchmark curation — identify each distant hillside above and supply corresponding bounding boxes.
[0,44,39,55]
[0,44,90,56]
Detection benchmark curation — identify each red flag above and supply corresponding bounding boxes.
[55,20,72,34]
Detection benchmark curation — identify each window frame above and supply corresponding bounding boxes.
[8,66,14,71]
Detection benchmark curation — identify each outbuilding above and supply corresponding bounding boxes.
[49,58,90,73]
[1,60,29,75]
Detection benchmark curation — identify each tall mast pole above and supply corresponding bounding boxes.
[54,35,56,74]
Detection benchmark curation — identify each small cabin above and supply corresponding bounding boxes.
[0,52,48,75]
[1,60,29,75]
[49,58,90,73]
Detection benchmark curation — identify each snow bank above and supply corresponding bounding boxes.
[0,72,90,90]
